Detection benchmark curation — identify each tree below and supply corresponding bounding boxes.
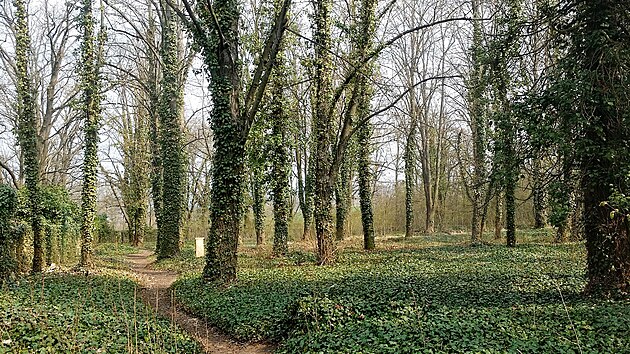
[560,0,630,293]
[491,0,523,248]
[350,0,378,250]
[465,0,492,245]
[312,0,336,264]
[175,0,291,282]
[78,0,104,268]
[156,1,185,259]
[270,64,291,255]
[14,0,44,272]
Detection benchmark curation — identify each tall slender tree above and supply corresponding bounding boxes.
[354,0,378,250]
[270,64,291,255]
[78,0,103,268]
[467,0,491,245]
[14,0,44,272]
[156,2,185,259]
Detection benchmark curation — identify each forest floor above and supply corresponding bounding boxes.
[127,249,274,354]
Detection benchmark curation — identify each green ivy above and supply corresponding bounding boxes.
[173,243,630,353]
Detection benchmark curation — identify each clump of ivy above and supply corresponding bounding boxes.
[0,184,19,279]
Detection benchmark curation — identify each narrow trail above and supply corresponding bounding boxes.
[127,250,275,354]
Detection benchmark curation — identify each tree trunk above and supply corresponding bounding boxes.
[576,0,630,294]
[494,193,503,239]
[468,0,488,246]
[532,156,547,228]
[335,147,353,241]
[404,122,416,239]
[302,153,314,240]
[252,169,266,247]
[357,122,375,250]
[313,0,336,264]
[271,71,290,255]
[79,0,103,268]
[156,4,184,260]
[14,0,44,272]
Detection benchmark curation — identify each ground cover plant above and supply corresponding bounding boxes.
[173,236,630,353]
[0,243,201,353]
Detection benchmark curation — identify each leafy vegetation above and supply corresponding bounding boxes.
[0,244,200,353]
[174,238,630,353]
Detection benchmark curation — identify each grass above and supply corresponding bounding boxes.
[0,243,201,353]
[172,232,630,353]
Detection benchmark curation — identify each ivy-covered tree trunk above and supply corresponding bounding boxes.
[493,0,522,248]
[404,120,416,239]
[532,155,547,228]
[196,0,247,282]
[79,0,102,268]
[357,121,374,250]
[270,71,290,255]
[296,147,313,240]
[494,193,503,239]
[313,0,336,265]
[468,0,488,246]
[182,0,289,281]
[251,169,266,246]
[156,4,184,260]
[302,155,315,240]
[14,0,44,272]
[353,0,377,250]
[335,148,353,241]
[572,0,630,293]
[0,185,18,278]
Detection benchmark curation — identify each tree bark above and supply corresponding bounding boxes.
[14,0,44,272]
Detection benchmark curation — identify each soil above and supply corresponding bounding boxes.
[127,250,275,354]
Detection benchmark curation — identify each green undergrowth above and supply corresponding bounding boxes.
[94,242,139,270]
[173,242,630,353]
[0,244,201,353]
[150,243,204,273]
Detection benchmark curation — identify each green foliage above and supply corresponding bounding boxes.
[174,242,630,353]
[15,186,81,266]
[0,184,19,278]
[0,273,200,353]
[0,184,18,226]
[94,214,117,243]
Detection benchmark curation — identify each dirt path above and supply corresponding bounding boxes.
[127,250,275,354]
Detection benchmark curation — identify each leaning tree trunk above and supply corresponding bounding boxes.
[14,0,44,272]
